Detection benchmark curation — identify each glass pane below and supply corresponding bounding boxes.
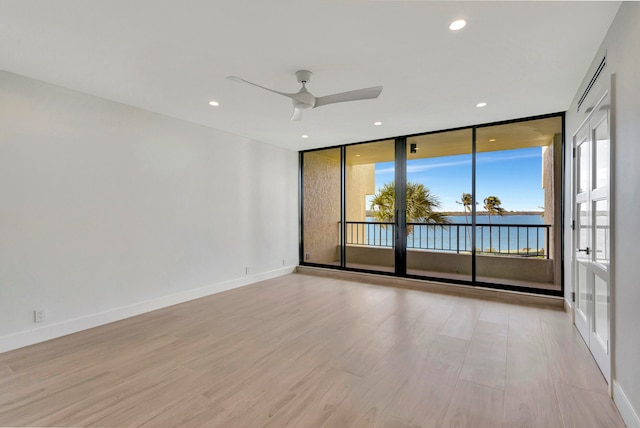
[594,115,609,189]
[594,199,609,267]
[302,148,341,266]
[346,140,395,272]
[576,262,588,317]
[475,116,562,291]
[594,273,609,347]
[406,129,472,282]
[577,202,589,255]
[578,139,589,194]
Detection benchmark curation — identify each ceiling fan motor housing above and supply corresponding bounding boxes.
[292,87,316,109]
[296,70,312,84]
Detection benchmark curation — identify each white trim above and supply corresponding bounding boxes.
[0,266,296,354]
[614,381,640,428]
[564,297,574,320]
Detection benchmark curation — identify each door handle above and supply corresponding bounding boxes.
[577,247,591,255]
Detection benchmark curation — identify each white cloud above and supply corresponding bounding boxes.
[407,159,472,172]
[375,151,540,174]
[477,151,540,163]
[375,159,472,174]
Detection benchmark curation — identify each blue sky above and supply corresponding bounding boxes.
[371,147,544,212]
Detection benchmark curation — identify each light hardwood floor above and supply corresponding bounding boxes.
[0,273,625,427]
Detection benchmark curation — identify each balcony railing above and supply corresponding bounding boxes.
[344,221,550,258]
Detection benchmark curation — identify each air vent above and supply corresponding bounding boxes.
[577,55,606,112]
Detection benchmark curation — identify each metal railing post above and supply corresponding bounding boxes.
[546,226,550,259]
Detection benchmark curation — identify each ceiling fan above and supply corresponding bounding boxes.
[227,70,383,121]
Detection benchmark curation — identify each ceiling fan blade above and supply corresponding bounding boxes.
[314,86,383,108]
[291,107,303,121]
[227,76,295,98]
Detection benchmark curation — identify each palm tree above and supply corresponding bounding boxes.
[370,181,449,235]
[456,193,473,250]
[483,196,505,223]
[457,193,473,221]
[483,196,505,252]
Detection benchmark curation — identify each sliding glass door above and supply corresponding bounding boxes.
[475,116,562,291]
[405,129,472,282]
[345,140,395,273]
[300,114,563,294]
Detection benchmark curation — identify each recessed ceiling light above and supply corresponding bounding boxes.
[301,134,309,139]
[449,19,467,31]
[374,121,382,126]
[489,138,496,142]
[355,154,361,157]
[208,100,219,106]
[476,102,487,108]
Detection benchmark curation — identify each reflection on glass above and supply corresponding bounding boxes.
[299,114,563,294]
[346,140,395,272]
[594,199,609,266]
[406,129,472,281]
[302,148,341,265]
[578,140,589,194]
[594,273,609,347]
[594,116,609,190]
[475,116,561,290]
[577,263,588,316]
[577,203,589,256]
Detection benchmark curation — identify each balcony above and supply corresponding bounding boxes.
[345,221,550,258]
[343,221,555,287]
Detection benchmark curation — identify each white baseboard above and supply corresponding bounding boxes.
[614,381,640,428]
[0,266,296,354]
[564,298,574,322]
[564,297,573,312]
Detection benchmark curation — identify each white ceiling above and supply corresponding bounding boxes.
[0,1,620,151]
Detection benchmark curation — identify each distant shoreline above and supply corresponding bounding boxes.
[366,210,544,217]
[440,211,544,216]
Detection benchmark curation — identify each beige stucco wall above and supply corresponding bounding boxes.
[541,134,562,287]
[551,134,563,285]
[346,163,375,221]
[346,163,375,244]
[303,153,376,263]
[302,150,341,264]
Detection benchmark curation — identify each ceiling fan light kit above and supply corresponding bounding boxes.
[228,70,383,121]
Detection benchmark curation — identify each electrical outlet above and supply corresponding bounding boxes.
[282,259,286,266]
[305,252,310,260]
[34,309,46,323]
[245,266,250,274]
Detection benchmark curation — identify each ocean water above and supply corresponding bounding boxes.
[360,214,548,253]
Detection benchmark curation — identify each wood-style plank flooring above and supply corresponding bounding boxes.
[0,273,625,427]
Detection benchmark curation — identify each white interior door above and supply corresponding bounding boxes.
[572,92,611,383]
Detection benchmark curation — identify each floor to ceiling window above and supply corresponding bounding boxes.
[475,117,563,291]
[300,114,563,295]
[405,129,473,282]
[345,140,396,273]
[301,147,341,266]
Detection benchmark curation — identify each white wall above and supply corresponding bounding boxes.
[0,72,299,352]
[565,3,640,426]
